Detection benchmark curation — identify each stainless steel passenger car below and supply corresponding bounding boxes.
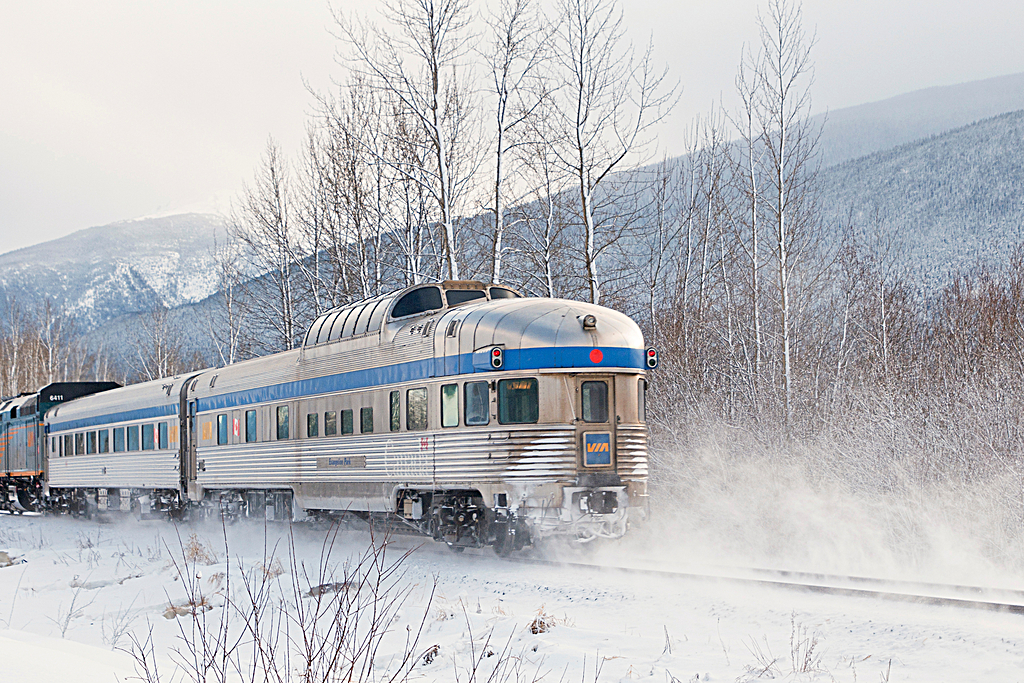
[44,281,652,551]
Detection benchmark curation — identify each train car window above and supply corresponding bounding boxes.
[306,312,330,346]
[581,381,609,423]
[128,425,140,451]
[354,301,376,335]
[445,290,486,307]
[342,305,362,337]
[52,436,57,456]
[307,413,319,438]
[113,428,125,452]
[361,407,373,433]
[324,411,337,436]
[318,310,343,345]
[488,287,519,299]
[498,378,539,424]
[368,298,390,333]
[99,429,110,453]
[441,384,459,427]
[87,431,97,454]
[391,286,443,319]
[64,434,72,456]
[332,307,356,340]
[143,423,156,450]
[464,381,489,426]
[216,415,228,445]
[159,422,169,449]
[276,406,290,440]
[389,391,400,432]
[638,379,646,422]
[245,410,257,442]
[406,388,428,430]
[341,409,354,435]
[75,433,85,455]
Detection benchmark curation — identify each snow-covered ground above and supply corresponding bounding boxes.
[0,513,1022,682]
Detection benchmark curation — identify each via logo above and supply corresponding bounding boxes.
[583,432,612,466]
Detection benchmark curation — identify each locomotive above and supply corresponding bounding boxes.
[5,281,654,553]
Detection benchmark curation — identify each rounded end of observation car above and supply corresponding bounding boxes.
[448,297,647,373]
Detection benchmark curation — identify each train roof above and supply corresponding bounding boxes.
[47,375,189,432]
[303,281,521,348]
[0,393,37,421]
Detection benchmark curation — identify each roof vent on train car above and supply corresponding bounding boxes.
[581,314,597,331]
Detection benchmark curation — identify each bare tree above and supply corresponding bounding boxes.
[33,298,75,385]
[508,138,571,297]
[207,234,251,366]
[730,46,766,384]
[1,296,27,395]
[750,0,822,426]
[125,306,189,382]
[336,0,480,281]
[481,0,550,284]
[231,138,305,353]
[550,0,676,304]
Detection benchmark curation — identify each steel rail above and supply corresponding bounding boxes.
[502,555,1024,615]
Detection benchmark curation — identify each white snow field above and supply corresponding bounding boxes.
[0,512,1022,683]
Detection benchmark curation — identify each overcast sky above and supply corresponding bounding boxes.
[1,0,1022,255]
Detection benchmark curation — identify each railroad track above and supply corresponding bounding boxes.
[502,555,1024,615]
[332,520,1024,615]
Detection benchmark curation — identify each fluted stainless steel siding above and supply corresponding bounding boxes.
[48,450,179,489]
[615,424,649,480]
[195,424,578,489]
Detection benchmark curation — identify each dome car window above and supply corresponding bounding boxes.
[488,287,519,299]
[391,287,443,319]
[446,289,486,306]
[368,298,390,333]
[342,304,363,337]
[354,301,377,335]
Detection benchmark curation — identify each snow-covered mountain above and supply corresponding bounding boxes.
[814,71,1024,167]
[0,213,226,331]
[821,108,1024,292]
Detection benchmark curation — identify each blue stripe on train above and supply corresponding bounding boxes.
[49,346,644,431]
[49,403,178,433]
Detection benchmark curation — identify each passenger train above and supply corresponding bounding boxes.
[1,281,655,552]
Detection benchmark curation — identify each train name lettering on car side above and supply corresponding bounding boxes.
[317,456,368,469]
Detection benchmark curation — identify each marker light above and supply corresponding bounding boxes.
[645,347,659,369]
[490,347,504,369]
